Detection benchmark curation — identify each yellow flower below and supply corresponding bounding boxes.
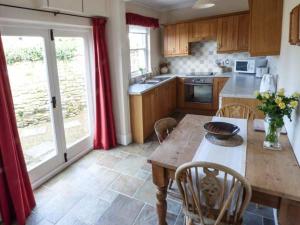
[290,101,299,108]
[277,88,285,96]
[278,102,286,109]
[263,92,270,99]
[254,91,260,97]
[275,97,282,104]
[292,92,300,98]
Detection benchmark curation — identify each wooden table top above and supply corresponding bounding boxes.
[148,114,300,201]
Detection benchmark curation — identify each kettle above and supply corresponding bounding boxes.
[260,74,277,93]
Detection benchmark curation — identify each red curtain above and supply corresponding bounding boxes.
[92,18,117,150]
[126,13,159,28]
[0,34,35,225]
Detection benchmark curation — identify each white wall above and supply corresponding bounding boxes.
[277,0,300,163]
[125,2,162,73]
[106,0,132,145]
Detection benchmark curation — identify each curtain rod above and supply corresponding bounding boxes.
[0,3,105,19]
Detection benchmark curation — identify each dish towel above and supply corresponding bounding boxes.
[192,116,248,176]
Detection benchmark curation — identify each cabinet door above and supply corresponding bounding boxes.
[249,0,283,56]
[142,90,156,139]
[164,25,177,56]
[237,14,250,51]
[83,0,107,17]
[176,23,189,55]
[213,77,229,110]
[48,0,83,13]
[169,80,177,112]
[189,19,218,42]
[289,5,300,45]
[177,78,185,109]
[217,16,237,52]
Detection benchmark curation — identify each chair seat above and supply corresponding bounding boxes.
[183,207,233,225]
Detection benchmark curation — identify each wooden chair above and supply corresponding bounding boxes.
[154,117,178,144]
[175,162,252,225]
[154,117,178,194]
[216,104,256,120]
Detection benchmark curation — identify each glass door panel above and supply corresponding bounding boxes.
[54,37,91,148]
[2,36,58,171]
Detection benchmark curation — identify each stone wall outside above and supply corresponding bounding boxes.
[9,59,87,128]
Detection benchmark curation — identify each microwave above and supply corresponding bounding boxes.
[234,60,256,74]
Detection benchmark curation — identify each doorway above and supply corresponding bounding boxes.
[1,26,94,184]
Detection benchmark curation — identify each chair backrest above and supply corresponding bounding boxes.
[154,117,178,144]
[175,162,252,225]
[216,104,256,120]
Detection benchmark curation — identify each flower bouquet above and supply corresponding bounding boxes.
[256,89,300,150]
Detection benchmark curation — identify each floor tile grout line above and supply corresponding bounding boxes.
[132,203,147,225]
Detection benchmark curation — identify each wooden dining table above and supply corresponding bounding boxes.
[148,114,300,225]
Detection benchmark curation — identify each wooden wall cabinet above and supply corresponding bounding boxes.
[249,0,283,56]
[130,79,177,144]
[189,19,218,42]
[290,5,300,45]
[217,13,249,53]
[164,23,189,57]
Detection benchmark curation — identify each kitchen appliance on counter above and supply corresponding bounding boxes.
[256,67,269,78]
[184,77,213,103]
[234,58,268,74]
[260,74,277,93]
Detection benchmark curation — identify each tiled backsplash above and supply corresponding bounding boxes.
[166,41,251,74]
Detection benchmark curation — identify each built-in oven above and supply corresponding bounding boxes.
[184,77,214,103]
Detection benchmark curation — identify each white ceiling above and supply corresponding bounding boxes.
[127,0,249,13]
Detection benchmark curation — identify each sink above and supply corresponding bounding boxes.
[140,77,171,85]
[145,81,160,84]
[153,77,170,82]
[144,79,160,84]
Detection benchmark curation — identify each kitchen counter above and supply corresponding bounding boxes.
[128,73,231,95]
[128,76,177,95]
[220,73,262,99]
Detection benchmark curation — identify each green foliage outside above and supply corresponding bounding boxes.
[5,45,77,65]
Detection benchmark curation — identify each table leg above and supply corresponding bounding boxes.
[156,186,168,225]
[151,164,170,225]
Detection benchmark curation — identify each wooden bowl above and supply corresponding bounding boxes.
[204,122,240,140]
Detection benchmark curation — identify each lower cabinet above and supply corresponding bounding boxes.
[130,79,177,144]
[213,77,229,110]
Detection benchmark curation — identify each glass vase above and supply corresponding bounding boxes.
[263,116,283,150]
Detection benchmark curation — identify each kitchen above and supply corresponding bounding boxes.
[1,1,300,225]
[128,0,279,144]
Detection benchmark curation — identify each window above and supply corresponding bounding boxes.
[129,25,150,77]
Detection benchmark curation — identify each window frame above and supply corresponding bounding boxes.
[128,25,151,78]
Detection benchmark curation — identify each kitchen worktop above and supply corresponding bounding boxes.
[128,73,231,95]
[219,73,262,99]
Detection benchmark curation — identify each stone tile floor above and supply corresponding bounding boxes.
[18,134,276,225]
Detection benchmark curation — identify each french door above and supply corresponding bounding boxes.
[1,26,94,184]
